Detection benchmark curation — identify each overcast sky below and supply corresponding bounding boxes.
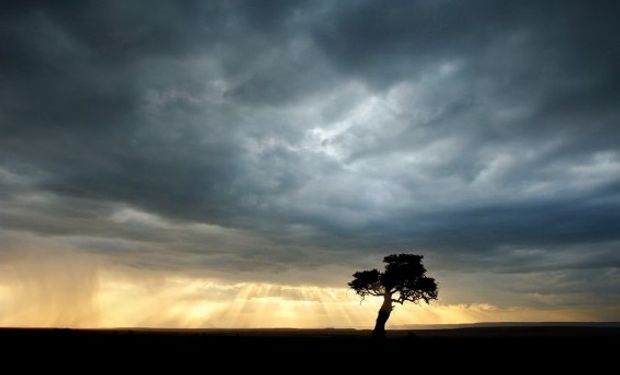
[1,1,619,326]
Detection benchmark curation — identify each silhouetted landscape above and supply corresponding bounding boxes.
[2,325,617,370]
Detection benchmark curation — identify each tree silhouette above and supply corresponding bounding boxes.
[349,254,438,337]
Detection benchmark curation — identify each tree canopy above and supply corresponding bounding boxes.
[349,254,438,305]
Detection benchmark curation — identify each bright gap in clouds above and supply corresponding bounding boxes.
[0,249,597,328]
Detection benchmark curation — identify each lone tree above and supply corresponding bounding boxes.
[349,254,438,337]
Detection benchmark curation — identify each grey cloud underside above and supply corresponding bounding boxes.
[1,0,619,308]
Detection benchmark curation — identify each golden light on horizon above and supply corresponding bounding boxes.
[0,252,592,329]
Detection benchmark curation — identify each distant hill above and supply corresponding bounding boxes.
[392,322,620,330]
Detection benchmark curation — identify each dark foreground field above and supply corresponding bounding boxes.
[1,326,618,370]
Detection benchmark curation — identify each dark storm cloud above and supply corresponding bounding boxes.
[1,0,619,310]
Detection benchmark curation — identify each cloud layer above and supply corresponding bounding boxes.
[1,0,619,323]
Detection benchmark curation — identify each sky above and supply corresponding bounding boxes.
[1,0,619,328]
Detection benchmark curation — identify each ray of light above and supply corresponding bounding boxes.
[0,258,598,328]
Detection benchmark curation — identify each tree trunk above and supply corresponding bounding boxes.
[372,294,393,338]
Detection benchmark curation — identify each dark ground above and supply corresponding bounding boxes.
[1,326,617,370]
